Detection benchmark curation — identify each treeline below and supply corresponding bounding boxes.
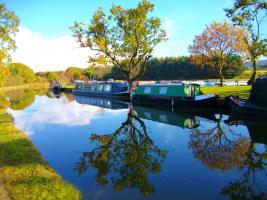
[103,56,245,81]
[0,63,47,87]
[0,55,245,88]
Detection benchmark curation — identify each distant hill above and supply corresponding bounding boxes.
[245,60,267,69]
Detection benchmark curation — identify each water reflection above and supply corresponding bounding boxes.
[2,89,267,200]
[76,108,168,196]
[6,91,127,135]
[189,114,250,171]
[222,115,267,200]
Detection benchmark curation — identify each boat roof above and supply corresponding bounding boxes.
[138,83,200,87]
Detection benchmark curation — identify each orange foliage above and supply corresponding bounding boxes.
[189,21,248,68]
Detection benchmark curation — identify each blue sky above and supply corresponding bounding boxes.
[6,0,234,71]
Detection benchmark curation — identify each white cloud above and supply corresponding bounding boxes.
[154,17,181,57]
[11,27,92,72]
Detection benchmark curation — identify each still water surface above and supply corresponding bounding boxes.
[2,89,267,200]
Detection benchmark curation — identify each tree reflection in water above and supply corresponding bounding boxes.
[221,142,267,199]
[189,114,267,199]
[75,108,168,196]
[189,114,250,171]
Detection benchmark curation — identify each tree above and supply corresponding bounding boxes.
[0,63,10,86]
[71,0,166,88]
[47,72,59,82]
[189,21,247,86]
[225,0,267,86]
[0,3,19,65]
[7,63,35,83]
[65,67,84,81]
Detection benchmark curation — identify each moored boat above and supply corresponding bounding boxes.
[228,76,267,117]
[51,81,62,91]
[133,83,217,107]
[72,80,130,100]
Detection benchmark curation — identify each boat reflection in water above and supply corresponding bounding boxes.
[74,95,129,110]
[133,106,201,129]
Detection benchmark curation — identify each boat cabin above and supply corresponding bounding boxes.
[75,81,129,93]
[134,84,202,97]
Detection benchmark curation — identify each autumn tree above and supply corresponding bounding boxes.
[189,21,247,86]
[0,3,19,86]
[47,72,59,82]
[65,66,84,81]
[71,0,166,88]
[225,0,267,86]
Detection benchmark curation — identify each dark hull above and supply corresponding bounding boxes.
[228,96,267,117]
[72,90,130,100]
[133,94,217,107]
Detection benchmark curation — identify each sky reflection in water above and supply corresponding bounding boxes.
[5,90,267,200]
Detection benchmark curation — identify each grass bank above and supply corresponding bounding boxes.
[0,83,50,92]
[234,69,267,80]
[201,85,251,99]
[0,108,82,200]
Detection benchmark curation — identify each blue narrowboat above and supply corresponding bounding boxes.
[72,81,130,100]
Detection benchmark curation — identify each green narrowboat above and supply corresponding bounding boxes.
[133,83,217,107]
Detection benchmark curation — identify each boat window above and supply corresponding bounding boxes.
[91,85,96,91]
[144,87,151,94]
[104,84,111,92]
[96,85,103,92]
[159,114,167,123]
[144,112,151,119]
[188,85,195,96]
[159,87,167,95]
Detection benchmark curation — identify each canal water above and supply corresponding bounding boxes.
[1,89,267,200]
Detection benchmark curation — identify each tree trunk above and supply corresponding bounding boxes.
[219,67,224,87]
[250,59,257,87]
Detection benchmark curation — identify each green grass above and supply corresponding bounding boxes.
[62,83,75,89]
[235,69,267,80]
[0,83,50,92]
[0,108,82,200]
[201,85,251,99]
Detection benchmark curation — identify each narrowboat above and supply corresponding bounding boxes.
[51,81,62,91]
[228,76,267,117]
[74,95,129,110]
[133,83,217,107]
[72,81,130,100]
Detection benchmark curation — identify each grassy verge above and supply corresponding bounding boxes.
[234,69,267,80]
[201,85,251,99]
[0,108,82,200]
[62,83,75,89]
[0,83,50,92]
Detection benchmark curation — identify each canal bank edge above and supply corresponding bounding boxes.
[0,108,82,200]
[0,179,10,200]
